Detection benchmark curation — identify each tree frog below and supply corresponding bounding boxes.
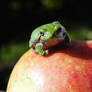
[29,21,71,55]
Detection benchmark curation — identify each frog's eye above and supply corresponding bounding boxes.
[57,27,62,32]
[55,27,62,36]
[40,32,44,36]
[63,32,66,36]
[55,27,67,39]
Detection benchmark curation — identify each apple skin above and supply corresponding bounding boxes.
[7,41,92,92]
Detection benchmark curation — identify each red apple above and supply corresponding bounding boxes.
[7,41,92,92]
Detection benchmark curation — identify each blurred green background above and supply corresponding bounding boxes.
[1,0,92,90]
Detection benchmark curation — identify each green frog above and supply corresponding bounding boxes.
[29,21,71,55]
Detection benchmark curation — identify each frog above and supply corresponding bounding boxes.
[29,21,71,55]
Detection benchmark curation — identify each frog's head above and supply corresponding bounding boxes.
[29,21,70,47]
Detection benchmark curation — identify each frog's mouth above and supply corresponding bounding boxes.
[42,34,70,50]
[42,37,64,50]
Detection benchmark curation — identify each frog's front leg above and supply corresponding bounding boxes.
[35,43,48,55]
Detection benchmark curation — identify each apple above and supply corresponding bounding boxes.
[6,41,92,92]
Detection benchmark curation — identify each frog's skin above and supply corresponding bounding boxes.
[29,21,71,55]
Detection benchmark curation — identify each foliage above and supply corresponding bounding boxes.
[40,0,63,10]
[0,42,28,65]
[69,27,92,40]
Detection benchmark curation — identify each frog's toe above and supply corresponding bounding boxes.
[45,50,49,55]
